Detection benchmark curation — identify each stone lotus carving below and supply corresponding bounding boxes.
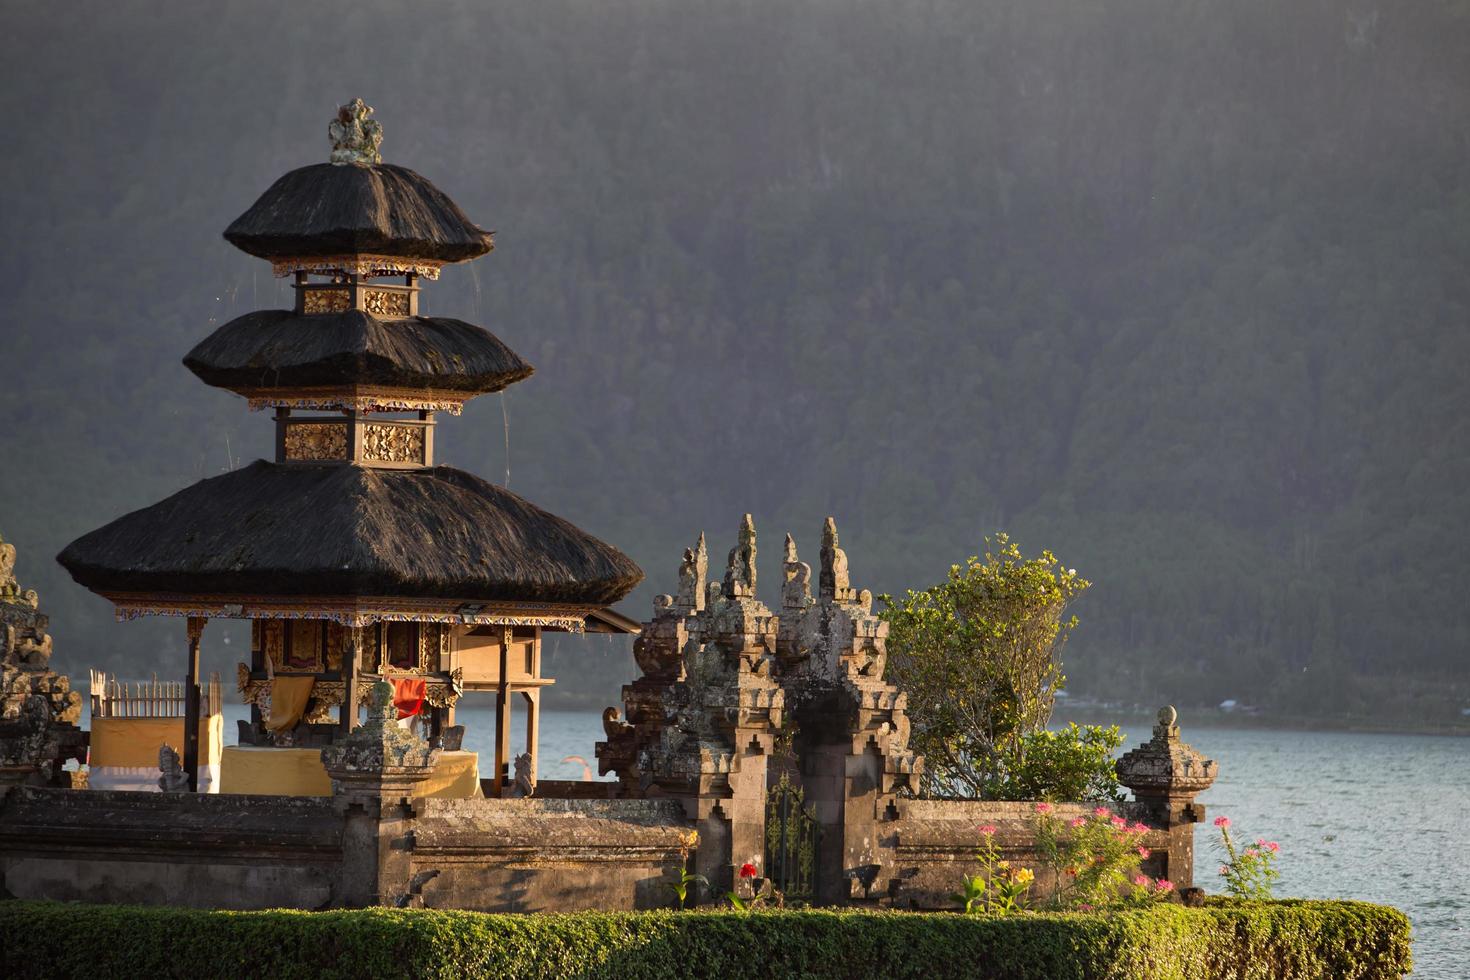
[328,98,383,166]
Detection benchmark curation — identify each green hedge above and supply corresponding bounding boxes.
[0,899,1410,980]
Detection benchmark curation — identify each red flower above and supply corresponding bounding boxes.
[739,863,759,879]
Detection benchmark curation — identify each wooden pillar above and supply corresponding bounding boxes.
[340,625,364,735]
[184,616,207,792]
[492,628,512,796]
[520,689,539,786]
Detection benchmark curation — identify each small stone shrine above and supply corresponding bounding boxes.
[0,532,86,788]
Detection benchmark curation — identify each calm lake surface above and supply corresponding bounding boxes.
[222,707,1467,977]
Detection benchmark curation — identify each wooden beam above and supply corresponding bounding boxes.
[184,617,206,792]
[492,628,512,796]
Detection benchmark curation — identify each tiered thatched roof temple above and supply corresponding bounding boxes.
[58,99,642,795]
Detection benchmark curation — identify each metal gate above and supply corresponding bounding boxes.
[765,772,820,899]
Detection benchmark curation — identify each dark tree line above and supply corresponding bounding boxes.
[0,0,1466,724]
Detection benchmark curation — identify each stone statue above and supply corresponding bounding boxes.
[512,753,535,798]
[157,744,189,793]
[675,533,708,612]
[321,680,433,772]
[819,517,854,602]
[723,515,757,598]
[328,98,383,166]
[782,534,813,610]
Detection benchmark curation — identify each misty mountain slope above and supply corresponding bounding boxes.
[0,0,1465,719]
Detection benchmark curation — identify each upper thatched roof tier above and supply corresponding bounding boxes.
[57,462,644,606]
[183,309,533,399]
[223,163,494,263]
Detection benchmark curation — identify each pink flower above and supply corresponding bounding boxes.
[1131,822,1149,834]
[1266,841,1281,854]
[1078,903,1093,911]
[1245,847,1259,857]
[978,824,997,836]
[1035,803,1054,814]
[1133,874,1150,887]
[1111,816,1128,829]
[1137,847,1151,858]
[1155,879,1174,893]
[1214,816,1231,828]
[1093,806,1111,817]
[1069,817,1087,828]
[1218,865,1230,875]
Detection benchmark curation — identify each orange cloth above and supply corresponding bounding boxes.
[393,677,427,719]
[265,676,316,732]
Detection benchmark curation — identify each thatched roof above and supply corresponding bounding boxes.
[224,164,494,262]
[184,310,532,396]
[57,462,643,606]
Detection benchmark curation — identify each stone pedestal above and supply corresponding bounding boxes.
[323,680,436,907]
[1116,706,1218,889]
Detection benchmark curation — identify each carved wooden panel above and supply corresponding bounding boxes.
[287,620,323,672]
[325,622,345,671]
[363,288,411,317]
[302,288,352,314]
[283,422,349,461]
[262,621,284,669]
[362,423,425,464]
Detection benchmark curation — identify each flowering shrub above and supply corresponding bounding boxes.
[953,825,1034,914]
[727,862,775,911]
[664,830,707,909]
[1034,804,1168,909]
[1213,815,1281,900]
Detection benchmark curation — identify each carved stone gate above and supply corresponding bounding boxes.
[765,772,820,899]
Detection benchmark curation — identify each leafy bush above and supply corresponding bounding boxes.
[881,534,1091,798]
[1006,723,1125,802]
[0,899,1411,980]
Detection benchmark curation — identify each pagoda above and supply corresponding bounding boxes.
[59,100,643,794]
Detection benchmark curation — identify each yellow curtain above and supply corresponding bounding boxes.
[265,676,316,732]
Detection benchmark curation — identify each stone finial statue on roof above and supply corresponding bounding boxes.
[675,533,708,613]
[722,515,757,598]
[819,517,854,602]
[329,98,384,166]
[158,743,189,793]
[782,534,813,610]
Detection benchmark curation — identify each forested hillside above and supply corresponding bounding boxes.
[1,0,1466,723]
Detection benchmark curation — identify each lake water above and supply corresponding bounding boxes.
[218,707,1467,977]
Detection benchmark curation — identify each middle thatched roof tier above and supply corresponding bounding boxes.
[183,309,533,408]
[57,461,644,607]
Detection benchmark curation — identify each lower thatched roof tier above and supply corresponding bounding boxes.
[183,309,532,398]
[57,462,643,606]
[224,163,494,263]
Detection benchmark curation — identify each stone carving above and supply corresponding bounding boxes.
[675,533,708,613]
[158,744,189,792]
[328,98,384,166]
[1116,706,1219,803]
[321,681,434,773]
[819,517,854,602]
[283,422,349,461]
[782,534,812,611]
[722,515,757,598]
[512,752,535,797]
[362,423,425,464]
[0,533,85,785]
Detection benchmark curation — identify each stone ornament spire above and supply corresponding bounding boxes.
[1116,706,1218,814]
[819,517,854,602]
[329,98,384,166]
[782,534,813,610]
[722,514,757,598]
[675,533,708,613]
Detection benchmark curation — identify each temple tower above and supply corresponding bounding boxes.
[59,101,643,794]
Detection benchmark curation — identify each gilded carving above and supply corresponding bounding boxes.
[283,422,349,461]
[301,288,352,314]
[262,620,284,669]
[363,288,411,317]
[326,621,345,671]
[362,423,424,463]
